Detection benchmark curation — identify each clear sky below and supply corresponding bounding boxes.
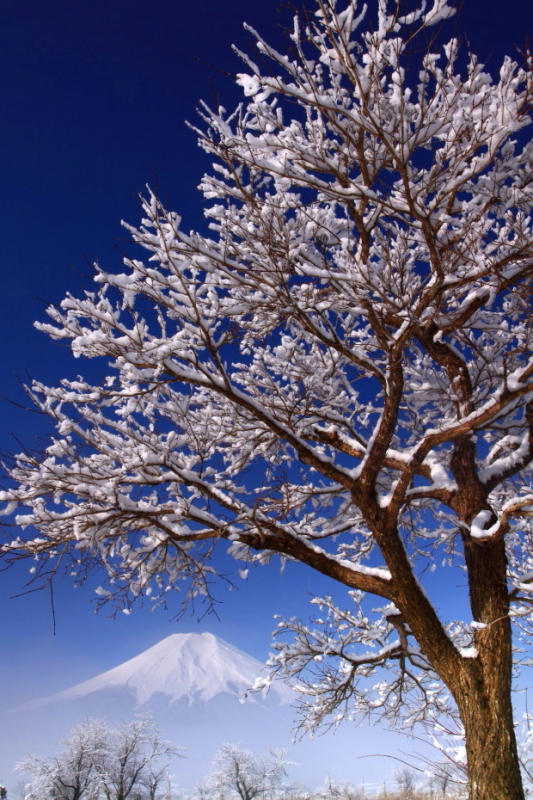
[0,0,532,788]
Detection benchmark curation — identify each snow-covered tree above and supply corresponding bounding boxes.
[319,776,365,800]
[2,0,533,796]
[18,717,178,800]
[18,719,107,800]
[96,716,179,800]
[207,745,288,800]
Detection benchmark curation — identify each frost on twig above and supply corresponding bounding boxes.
[264,593,452,733]
[1,0,533,792]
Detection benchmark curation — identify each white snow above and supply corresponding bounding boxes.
[458,647,478,659]
[12,632,293,712]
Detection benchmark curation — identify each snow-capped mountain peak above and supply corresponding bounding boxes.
[14,632,292,712]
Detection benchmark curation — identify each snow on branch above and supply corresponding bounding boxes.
[263,593,452,732]
[1,0,533,763]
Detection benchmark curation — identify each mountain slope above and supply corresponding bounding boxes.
[14,632,291,711]
[2,632,412,794]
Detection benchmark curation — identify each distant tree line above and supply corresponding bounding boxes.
[7,717,472,800]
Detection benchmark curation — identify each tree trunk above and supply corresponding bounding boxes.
[450,473,525,800]
[460,687,524,800]
[375,518,526,799]
[452,546,524,800]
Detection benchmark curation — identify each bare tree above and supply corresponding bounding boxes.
[394,768,418,800]
[2,0,533,797]
[189,782,212,800]
[18,719,107,800]
[97,716,179,800]
[18,717,179,800]
[320,777,365,800]
[208,745,288,800]
[7,780,33,800]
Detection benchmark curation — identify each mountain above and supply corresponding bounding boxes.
[13,632,291,712]
[2,632,410,793]
[5,632,302,791]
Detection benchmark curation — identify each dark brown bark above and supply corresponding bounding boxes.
[456,662,524,800]
[365,497,525,799]
[381,536,525,799]
[457,551,525,799]
[401,540,525,800]
[444,433,525,798]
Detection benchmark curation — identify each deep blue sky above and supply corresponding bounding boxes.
[0,0,532,786]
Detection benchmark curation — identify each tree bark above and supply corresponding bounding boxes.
[454,545,524,800]
[446,439,525,799]
[459,678,524,800]
[450,537,525,800]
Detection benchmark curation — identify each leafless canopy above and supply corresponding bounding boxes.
[2,1,533,797]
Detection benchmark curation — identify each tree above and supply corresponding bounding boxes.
[18,718,106,800]
[320,776,365,800]
[97,716,179,800]
[1,0,533,796]
[394,767,418,800]
[207,745,288,800]
[18,717,179,800]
